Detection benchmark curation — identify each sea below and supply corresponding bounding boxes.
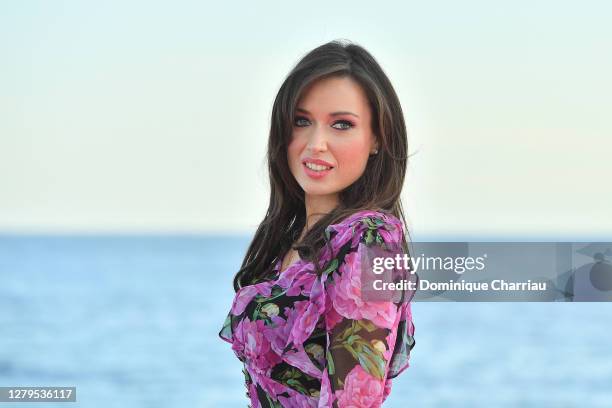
[1,235,611,408]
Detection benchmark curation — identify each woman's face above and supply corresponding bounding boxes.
[287,76,378,200]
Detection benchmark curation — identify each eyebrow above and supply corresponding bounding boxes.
[296,107,359,118]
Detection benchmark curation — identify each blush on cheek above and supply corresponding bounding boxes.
[287,141,302,173]
[335,143,370,182]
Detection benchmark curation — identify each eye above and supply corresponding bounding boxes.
[331,120,354,130]
[294,116,311,127]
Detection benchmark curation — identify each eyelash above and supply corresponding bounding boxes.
[293,116,354,130]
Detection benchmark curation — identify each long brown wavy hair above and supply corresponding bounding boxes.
[233,39,411,291]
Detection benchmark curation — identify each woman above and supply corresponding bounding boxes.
[219,39,416,407]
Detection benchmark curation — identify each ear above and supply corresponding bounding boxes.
[370,134,380,154]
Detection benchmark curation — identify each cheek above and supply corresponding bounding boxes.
[287,137,303,171]
[335,139,370,175]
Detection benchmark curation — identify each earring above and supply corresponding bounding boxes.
[371,149,379,155]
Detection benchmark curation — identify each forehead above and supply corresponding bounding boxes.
[297,76,370,116]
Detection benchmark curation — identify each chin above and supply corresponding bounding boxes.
[301,184,336,196]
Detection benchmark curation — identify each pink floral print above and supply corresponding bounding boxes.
[219,210,415,407]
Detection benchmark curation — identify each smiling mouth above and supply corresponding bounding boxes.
[304,162,334,172]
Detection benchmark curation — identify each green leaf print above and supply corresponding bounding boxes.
[327,351,335,375]
[330,319,388,380]
[264,393,283,408]
[323,258,339,275]
[346,334,364,347]
[334,321,358,343]
[357,346,386,380]
[286,378,309,394]
[254,287,287,304]
[362,217,377,228]
[356,320,378,333]
[252,303,261,320]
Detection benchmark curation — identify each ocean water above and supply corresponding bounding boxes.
[1,235,611,408]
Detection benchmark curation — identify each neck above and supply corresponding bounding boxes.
[302,193,339,233]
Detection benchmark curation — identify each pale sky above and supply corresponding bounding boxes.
[1,1,611,237]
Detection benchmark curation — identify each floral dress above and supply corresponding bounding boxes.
[219,210,415,407]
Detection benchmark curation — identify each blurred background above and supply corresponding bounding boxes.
[1,1,611,407]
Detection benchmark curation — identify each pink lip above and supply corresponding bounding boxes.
[302,157,335,167]
[302,157,334,180]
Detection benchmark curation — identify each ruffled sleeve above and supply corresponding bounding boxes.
[318,211,416,407]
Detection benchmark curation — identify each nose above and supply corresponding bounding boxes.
[305,125,328,153]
